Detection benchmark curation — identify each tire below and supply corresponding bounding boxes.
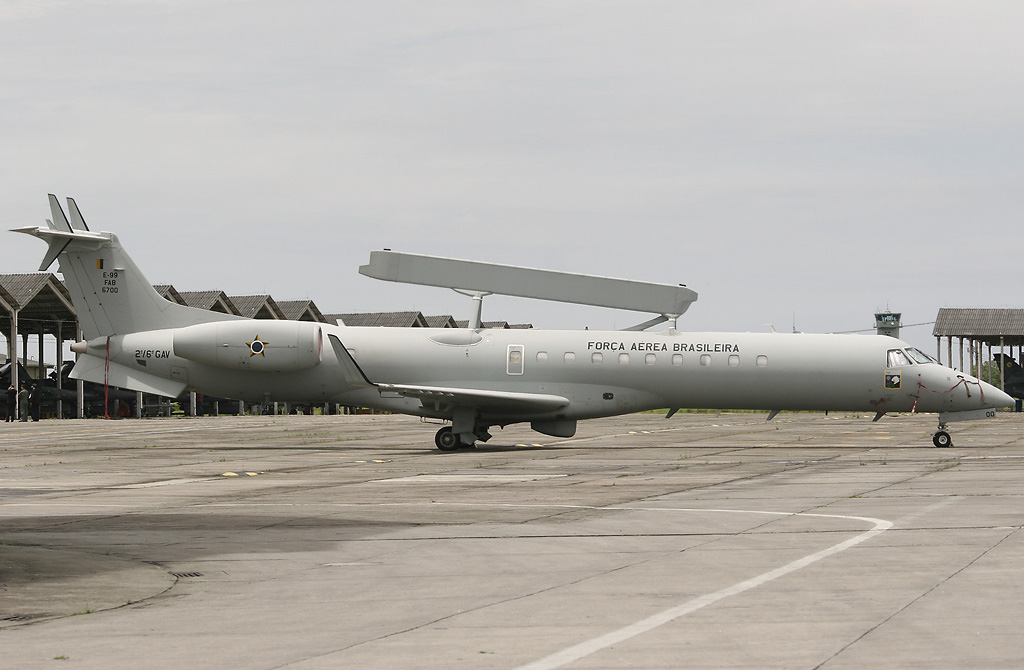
[435,426,460,451]
[933,431,952,448]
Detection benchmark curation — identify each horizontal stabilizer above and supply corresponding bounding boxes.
[377,383,569,415]
[70,355,188,398]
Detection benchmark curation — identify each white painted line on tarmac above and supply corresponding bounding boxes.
[513,506,893,670]
[111,477,217,488]
[373,474,567,483]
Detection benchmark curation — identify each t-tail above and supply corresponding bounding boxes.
[14,195,236,339]
[13,196,253,397]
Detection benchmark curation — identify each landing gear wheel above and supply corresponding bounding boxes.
[933,430,952,448]
[435,426,460,451]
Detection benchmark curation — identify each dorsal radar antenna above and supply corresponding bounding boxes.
[359,251,696,331]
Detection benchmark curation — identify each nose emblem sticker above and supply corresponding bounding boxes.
[884,370,901,389]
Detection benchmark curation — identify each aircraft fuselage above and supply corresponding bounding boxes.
[93,325,987,424]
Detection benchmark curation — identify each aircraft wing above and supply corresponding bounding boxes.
[377,383,570,415]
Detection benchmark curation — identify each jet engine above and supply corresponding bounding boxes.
[173,320,323,372]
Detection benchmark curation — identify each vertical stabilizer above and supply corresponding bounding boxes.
[66,197,90,231]
[14,196,239,339]
[49,194,73,232]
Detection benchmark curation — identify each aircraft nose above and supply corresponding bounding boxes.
[983,383,1015,409]
[981,382,1015,409]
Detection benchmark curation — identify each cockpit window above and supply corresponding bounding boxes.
[887,349,911,367]
[905,347,936,364]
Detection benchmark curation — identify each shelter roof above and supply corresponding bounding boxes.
[423,315,457,328]
[0,273,77,338]
[0,282,15,313]
[154,284,188,305]
[178,291,240,315]
[276,300,327,322]
[933,308,1024,346]
[228,295,285,320]
[329,312,428,327]
[455,320,511,329]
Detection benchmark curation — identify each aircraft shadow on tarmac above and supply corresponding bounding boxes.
[0,513,417,584]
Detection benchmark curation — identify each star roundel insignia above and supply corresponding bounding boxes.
[246,335,269,357]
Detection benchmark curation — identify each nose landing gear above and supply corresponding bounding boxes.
[933,424,952,448]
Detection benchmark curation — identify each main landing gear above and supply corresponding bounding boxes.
[933,424,952,448]
[434,425,471,452]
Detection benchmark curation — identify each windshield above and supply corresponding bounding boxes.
[905,347,937,364]
[887,349,911,367]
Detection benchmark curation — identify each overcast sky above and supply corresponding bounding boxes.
[3,1,1023,353]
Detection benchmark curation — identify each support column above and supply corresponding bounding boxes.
[77,326,85,419]
[37,325,44,387]
[136,391,143,419]
[1000,337,1006,390]
[9,309,18,413]
[947,337,953,371]
[56,322,64,419]
[958,337,964,373]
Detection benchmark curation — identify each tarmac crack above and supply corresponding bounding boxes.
[812,525,1022,670]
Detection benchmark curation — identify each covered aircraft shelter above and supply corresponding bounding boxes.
[933,308,1024,392]
[0,273,79,415]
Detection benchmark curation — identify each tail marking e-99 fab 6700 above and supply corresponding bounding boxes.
[14,195,1014,450]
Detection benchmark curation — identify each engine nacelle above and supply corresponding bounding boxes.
[173,320,323,372]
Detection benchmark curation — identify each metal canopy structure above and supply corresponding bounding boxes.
[0,273,78,411]
[229,295,286,320]
[423,314,458,329]
[330,311,429,328]
[933,308,1024,391]
[154,284,189,306]
[933,308,1024,346]
[277,300,327,323]
[178,291,240,315]
[0,274,77,340]
[359,250,697,330]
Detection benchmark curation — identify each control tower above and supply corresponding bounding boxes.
[875,311,902,338]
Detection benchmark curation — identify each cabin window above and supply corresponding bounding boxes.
[887,349,911,367]
[728,354,740,367]
[645,353,657,365]
[756,355,768,367]
[672,354,683,366]
[507,345,524,375]
[618,352,630,365]
[700,354,711,367]
[592,352,603,364]
[564,352,575,364]
[537,351,548,363]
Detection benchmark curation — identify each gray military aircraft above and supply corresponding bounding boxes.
[15,196,1014,449]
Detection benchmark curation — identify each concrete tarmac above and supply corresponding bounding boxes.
[1,411,1023,669]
